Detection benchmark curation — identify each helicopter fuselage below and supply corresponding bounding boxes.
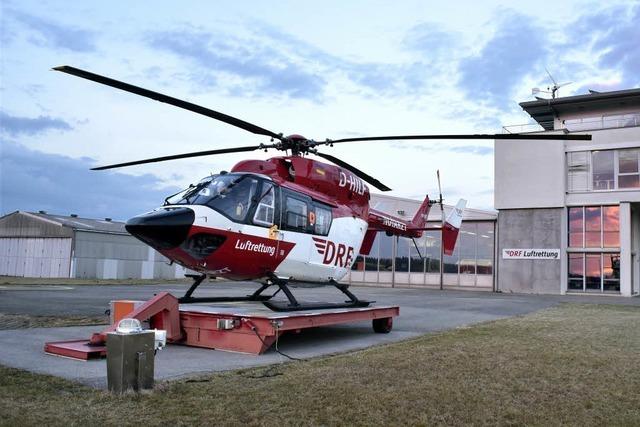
[125,156,372,282]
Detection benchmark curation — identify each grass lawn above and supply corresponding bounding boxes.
[1,303,639,426]
[0,313,108,330]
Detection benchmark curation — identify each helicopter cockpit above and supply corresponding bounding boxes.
[165,173,274,225]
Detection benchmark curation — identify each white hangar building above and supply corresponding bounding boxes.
[496,88,640,296]
[345,194,497,290]
[0,211,188,279]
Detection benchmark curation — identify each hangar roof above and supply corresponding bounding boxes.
[0,211,128,237]
[29,211,128,234]
[520,88,640,130]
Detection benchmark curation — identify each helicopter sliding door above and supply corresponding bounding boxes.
[272,189,313,279]
[272,188,345,282]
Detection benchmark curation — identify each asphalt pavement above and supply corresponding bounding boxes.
[0,281,638,388]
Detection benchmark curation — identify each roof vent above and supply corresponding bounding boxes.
[70,214,78,218]
[397,210,405,216]
[105,218,112,222]
[38,210,47,214]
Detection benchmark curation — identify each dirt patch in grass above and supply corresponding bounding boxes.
[1,303,639,425]
[0,313,108,330]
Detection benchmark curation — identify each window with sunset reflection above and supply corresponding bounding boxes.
[567,205,620,293]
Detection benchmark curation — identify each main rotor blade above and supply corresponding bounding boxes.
[314,151,392,192]
[327,133,591,144]
[91,145,272,170]
[53,65,283,140]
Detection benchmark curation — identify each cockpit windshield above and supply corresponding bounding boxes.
[166,174,260,222]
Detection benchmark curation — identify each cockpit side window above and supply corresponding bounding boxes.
[285,196,308,232]
[314,205,332,235]
[253,182,275,226]
[207,177,258,222]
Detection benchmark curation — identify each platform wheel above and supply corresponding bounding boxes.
[373,317,393,333]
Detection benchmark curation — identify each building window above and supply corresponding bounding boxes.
[567,206,620,293]
[592,151,615,190]
[585,207,601,247]
[568,149,640,192]
[569,206,619,248]
[364,234,379,271]
[618,148,640,188]
[567,253,620,292]
[348,221,494,287]
[409,235,426,273]
[563,112,640,131]
[379,233,393,272]
[395,237,410,273]
[603,206,620,247]
[567,152,590,192]
[568,207,584,247]
[476,222,494,275]
[425,230,441,273]
[459,224,477,275]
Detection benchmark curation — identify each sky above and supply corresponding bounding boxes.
[1,0,639,220]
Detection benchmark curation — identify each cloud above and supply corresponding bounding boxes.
[393,142,493,156]
[457,11,549,108]
[145,22,444,101]
[449,145,493,156]
[0,142,180,220]
[570,4,640,89]
[403,23,460,60]
[247,23,405,94]
[147,29,327,101]
[0,111,73,136]
[7,9,97,52]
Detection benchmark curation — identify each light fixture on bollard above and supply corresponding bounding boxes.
[106,318,165,393]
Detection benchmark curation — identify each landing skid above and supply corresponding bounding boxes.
[178,274,372,312]
[262,277,371,312]
[178,274,275,304]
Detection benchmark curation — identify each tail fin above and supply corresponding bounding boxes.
[410,195,432,229]
[442,199,467,256]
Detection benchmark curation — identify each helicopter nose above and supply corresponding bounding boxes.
[125,207,195,249]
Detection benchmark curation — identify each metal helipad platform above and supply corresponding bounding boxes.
[44,293,399,358]
[178,302,399,354]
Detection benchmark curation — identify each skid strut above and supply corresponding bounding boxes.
[179,274,371,312]
[178,274,275,304]
[262,276,372,312]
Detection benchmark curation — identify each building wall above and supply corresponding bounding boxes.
[0,237,72,278]
[495,138,566,209]
[72,231,187,279]
[496,208,563,294]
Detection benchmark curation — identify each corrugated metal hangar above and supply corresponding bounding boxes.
[0,211,188,279]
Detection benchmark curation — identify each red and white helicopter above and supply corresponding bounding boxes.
[54,66,590,312]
